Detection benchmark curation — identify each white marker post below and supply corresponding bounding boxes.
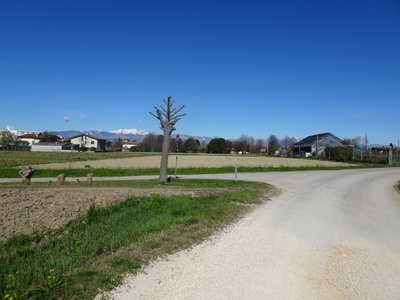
[175,134,180,179]
[234,164,238,181]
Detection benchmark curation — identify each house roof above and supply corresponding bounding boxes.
[18,133,42,139]
[123,141,140,145]
[293,132,343,147]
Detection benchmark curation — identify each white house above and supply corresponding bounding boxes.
[18,133,42,146]
[70,134,107,151]
[122,140,140,151]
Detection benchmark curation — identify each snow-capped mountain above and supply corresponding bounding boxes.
[110,128,149,135]
[57,128,149,141]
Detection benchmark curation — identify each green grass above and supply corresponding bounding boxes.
[0,150,386,179]
[0,151,156,166]
[1,164,381,179]
[0,179,268,300]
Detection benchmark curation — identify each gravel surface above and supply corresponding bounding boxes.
[100,168,400,299]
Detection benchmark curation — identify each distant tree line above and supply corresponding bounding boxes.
[0,128,371,158]
[128,132,299,155]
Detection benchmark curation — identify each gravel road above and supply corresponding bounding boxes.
[102,168,400,299]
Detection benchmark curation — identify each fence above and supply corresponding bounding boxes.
[353,148,399,165]
[0,145,31,151]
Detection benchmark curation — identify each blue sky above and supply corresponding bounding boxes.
[1,0,399,145]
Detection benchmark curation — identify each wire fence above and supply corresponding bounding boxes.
[0,145,31,151]
[353,148,399,165]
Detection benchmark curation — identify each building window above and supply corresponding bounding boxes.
[91,141,94,144]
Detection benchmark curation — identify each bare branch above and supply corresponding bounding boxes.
[160,105,168,114]
[149,111,159,120]
[171,105,185,117]
[172,113,186,120]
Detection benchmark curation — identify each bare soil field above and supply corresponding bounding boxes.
[1,155,349,240]
[0,186,228,240]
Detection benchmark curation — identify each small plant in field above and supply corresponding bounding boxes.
[3,269,65,300]
[38,269,65,298]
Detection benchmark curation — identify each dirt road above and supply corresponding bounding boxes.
[105,168,400,299]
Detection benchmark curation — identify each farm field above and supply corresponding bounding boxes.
[30,154,351,169]
[0,152,375,299]
[0,153,350,240]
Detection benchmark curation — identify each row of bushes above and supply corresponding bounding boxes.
[324,147,393,164]
[324,147,353,162]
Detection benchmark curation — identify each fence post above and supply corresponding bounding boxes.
[234,164,238,181]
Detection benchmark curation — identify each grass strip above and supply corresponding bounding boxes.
[0,179,267,299]
[0,164,382,179]
[0,151,157,167]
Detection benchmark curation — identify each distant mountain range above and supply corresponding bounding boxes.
[55,128,148,142]
[19,127,387,147]
[109,128,148,135]
[55,128,212,144]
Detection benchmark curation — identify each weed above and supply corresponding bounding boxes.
[0,179,268,299]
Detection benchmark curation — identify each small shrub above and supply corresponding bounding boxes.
[325,146,353,162]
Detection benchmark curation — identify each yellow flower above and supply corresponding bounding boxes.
[5,294,10,299]
[120,273,125,277]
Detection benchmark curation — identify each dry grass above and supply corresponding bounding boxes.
[32,154,350,169]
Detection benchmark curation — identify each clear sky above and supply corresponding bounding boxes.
[1,0,399,145]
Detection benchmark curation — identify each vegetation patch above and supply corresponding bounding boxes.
[0,151,375,179]
[0,179,269,299]
[1,164,375,179]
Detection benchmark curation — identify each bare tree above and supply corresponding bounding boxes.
[282,135,290,149]
[267,134,280,156]
[150,96,185,184]
[251,139,264,154]
[267,134,279,148]
[141,132,160,152]
[282,135,297,149]
[352,136,361,148]
[234,134,254,154]
[342,138,352,145]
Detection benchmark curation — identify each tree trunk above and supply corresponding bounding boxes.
[159,132,171,183]
[149,96,185,184]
